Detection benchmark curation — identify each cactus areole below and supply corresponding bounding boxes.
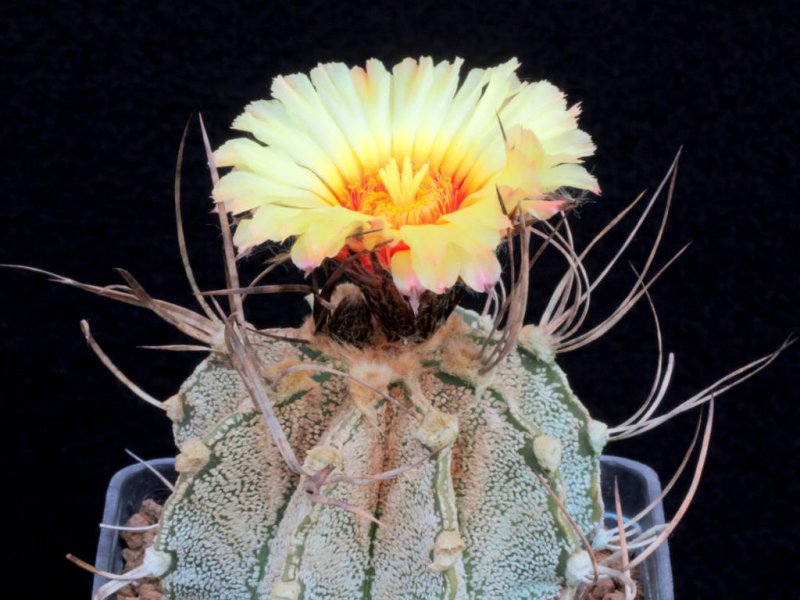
[43,56,780,600]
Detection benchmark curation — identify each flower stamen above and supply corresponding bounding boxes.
[379,157,429,207]
[349,158,459,228]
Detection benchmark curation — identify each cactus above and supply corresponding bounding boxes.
[148,311,606,600]
[10,57,784,600]
[65,142,778,599]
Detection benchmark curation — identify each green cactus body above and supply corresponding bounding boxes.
[152,309,605,600]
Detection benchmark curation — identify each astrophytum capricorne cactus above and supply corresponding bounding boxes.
[12,57,785,600]
[151,303,606,600]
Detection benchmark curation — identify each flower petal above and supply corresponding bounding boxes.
[351,59,393,167]
[441,59,521,182]
[398,225,460,293]
[214,138,338,205]
[539,163,600,194]
[310,62,382,173]
[391,57,437,162]
[456,247,502,292]
[390,249,422,295]
[271,73,363,185]
[288,207,372,271]
[410,58,465,166]
[232,100,349,198]
[522,199,565,221]
[213,171,330,213]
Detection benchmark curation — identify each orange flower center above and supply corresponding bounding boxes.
[346,157,462,228]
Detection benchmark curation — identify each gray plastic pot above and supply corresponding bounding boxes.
[92,455,673,599]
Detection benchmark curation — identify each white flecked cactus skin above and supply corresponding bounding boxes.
[153,308,607,600]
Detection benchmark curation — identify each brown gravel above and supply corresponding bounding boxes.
[580,550,645,600]
[115,499,164,600]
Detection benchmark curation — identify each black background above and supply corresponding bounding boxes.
[1,1,797,597]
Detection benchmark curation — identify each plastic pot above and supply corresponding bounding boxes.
[92,455,673,599]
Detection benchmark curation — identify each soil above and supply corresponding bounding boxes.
[578,550,645,600]
[115,499,164,600]
[114,501,643,600]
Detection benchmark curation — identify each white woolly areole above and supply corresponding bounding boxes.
[209,325,227,354]
[349,359,396,388]
[163,394,184,423]
[143,547,172,577]
[518,324,556,363]
[174,438,211,474]
[302,444,343,474]
[591,527,615,551]
[564,550,593,586]
[271,580,301,600]
[348,359,396,424]
[441,335,484,384]
[533,434,563,472]
[429,530,466,572]
[415,408,459,451]
[237,394,257,414]
[586,419,609,454]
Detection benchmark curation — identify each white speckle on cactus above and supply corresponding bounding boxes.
[518,324,556,363]
[173,338,306,446]
[415,408,459,451]
[587,419,609,454]
[174,438,210,474]
[302,444,343,474]
[428,530,465,572]
[425,369,570,599]
[163,394,184,423]
[271,580,301,600]
[533,434,563,472]
[143,547,172,577]
[564,549,593,586]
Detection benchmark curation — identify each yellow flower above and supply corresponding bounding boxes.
[213,57,598,295]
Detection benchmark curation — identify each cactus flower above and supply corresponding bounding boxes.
[213,57,598,295]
